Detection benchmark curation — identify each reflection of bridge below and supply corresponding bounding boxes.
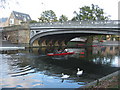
[29,20,120,46]
[30,45,119,67]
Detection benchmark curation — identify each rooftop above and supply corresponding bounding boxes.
[12,11,32,21]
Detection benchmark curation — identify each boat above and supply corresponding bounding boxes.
[91,45,98,47]
[77,44,85,46]
[80,52,85,54]
[47,52,74,56]
[76,44,85,46]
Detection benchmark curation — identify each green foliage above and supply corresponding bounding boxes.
[59,14,68,22]
[29,20,38,23]
[72,4,110,21]
[38,10,57,23]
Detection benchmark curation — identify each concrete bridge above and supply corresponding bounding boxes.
[29,20,120,46]
[0,20,120,47]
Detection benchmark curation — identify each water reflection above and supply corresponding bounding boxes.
[30,46,119,67]
[0,45,120,88]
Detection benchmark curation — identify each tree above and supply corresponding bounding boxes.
[59,14,68,22]
[29,20,38,23]
[38,10,57,23]
[72,4,110,21]
[0,0,7,8]
[0,0,19,9]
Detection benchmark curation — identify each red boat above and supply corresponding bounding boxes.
[80,52,85,54]
[47,52,74,56]
[91,45,98,47]
[77,44,85,46]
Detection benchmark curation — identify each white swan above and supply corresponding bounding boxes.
[61,73,70,79]
[77,68,83,76]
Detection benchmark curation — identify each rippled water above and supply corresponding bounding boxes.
[0,45,120,88]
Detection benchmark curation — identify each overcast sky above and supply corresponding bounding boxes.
[0,0,119,20]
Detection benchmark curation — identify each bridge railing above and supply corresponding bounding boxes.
[29,20,120,27]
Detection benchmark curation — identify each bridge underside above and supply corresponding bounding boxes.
[30,27,119,47]
[32,33,96,47]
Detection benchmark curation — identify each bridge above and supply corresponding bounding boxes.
[0,20,120,47]
[29,20,120,46]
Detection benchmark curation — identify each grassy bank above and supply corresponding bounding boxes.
[80,70,120,89]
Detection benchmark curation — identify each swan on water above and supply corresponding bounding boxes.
[77,68,83,76]
[61,73,70,79]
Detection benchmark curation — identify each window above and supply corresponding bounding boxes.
[10,19,14,24]
[19,21,22,24]
[27,16,30,20]
[16,14,18,17]
[23,17,27,22]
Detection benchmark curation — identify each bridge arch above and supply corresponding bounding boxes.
[29,28,119,46]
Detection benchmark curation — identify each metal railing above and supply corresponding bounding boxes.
[29,20,120,27]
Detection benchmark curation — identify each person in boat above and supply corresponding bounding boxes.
[54,49,58,54]
[54,49,62,54]
[54,48,69,54]
[58,49,63,53]
[62,49,68,53]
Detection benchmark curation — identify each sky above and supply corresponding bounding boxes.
[0,0,120,21]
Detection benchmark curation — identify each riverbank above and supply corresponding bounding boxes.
[0,40,28,47]
[0,40,26,50]
[80,70,120,89]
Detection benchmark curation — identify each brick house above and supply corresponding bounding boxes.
[5,11,32,26]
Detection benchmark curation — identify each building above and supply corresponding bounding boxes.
[2,11,32,27]
[0,18,8,27]
[0,18,8,23]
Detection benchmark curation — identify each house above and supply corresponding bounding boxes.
[0,18,8,23]
[5,11,32,26]
[0,18,8,27]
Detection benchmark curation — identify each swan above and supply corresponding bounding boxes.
[61,73,70,79]
[77,68,83,76]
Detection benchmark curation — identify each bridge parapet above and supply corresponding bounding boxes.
[30,20,120,28]
[29,20,120,39]
[3,25,29,31]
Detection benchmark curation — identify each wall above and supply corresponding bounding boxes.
[3,25,30,44]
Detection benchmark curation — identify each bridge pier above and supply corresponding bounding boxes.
[37,36,68,47]
[61,40,66,46]
[51,39,58,46]
[47,40,54,46]
[41,39,47,46]
[86,47,93,58]
[54,40,59,46]
[86,36,93,45]
[57,39,66,46]
[32,39,39,47]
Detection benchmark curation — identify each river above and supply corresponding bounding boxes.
[0,45,120,88]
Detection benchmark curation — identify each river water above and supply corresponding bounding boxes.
[0,45,120,88]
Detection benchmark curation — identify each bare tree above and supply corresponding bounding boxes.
[0,0,19,9]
